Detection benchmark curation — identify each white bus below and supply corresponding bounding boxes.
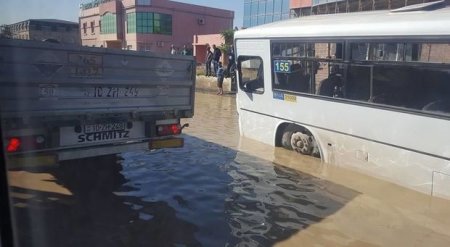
[234,2,450,199]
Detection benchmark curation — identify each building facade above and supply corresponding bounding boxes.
[4,19,80,45]
[79,0,234,52]
[243,0,291,28]
[244,0,442,28]
[290,0,440,17]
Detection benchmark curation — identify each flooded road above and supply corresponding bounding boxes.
[7,92,450,247]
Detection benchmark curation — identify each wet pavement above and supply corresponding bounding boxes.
[7,92,450,247]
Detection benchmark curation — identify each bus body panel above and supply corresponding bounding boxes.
[234,7,450,40]
[234,6,450,199]
[239,105,450,199]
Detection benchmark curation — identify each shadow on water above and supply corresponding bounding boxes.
[8,134,359,247]
[9,154,201,247]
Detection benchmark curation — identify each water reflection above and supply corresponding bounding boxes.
[117,138,237,246]
[225,152,359,246]
[116,134,359,246]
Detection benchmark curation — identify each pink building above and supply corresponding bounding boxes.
[79,0,234,53]
[192,33,225,65]
[290,0,312,9]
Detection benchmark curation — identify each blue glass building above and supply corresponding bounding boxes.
[243,0,291,28]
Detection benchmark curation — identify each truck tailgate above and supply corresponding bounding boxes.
[0,39,195,118]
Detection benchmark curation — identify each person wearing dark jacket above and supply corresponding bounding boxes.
[212,44,222,76]
[205,46,213,77]
[226,48,235,78]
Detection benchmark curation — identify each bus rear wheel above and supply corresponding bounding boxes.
[281,131,294,150]
[291,132,314,155]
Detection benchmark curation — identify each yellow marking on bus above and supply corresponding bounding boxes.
[284,94,297,102]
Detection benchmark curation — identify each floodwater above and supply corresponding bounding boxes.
[7,92,450,247]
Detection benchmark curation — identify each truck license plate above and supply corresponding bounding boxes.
[88,87,139,98]
[84,122,126,133]
[60,121,145,146]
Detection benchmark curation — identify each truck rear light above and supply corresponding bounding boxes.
[7,137,21,153]
[170,124,181,135]
[5,135,46,153]
[157,124,181,136]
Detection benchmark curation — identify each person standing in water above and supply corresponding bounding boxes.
[216,62,224,95]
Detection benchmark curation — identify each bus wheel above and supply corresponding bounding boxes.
[281,131,294,150]
[291,132,313,155]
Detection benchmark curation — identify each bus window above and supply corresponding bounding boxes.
[313,43,344,59]
[351,43,369,60]
[272,43,311,57]
[273,60,312,93]
[346,65,371,101]
[420,69,450,114]
[315,62,345,97]
[415,43,450,64]
[238,56,264,94]
[352,43,404,61]
[370,65,450,115]
[370,66,418,108]
[351,42,450,64]
[272,42,343,94]
[272,42,342,59]
[270,40,450,116]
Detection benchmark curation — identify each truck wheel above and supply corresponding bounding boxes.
[291,132,313,155]
[281,131,294,150]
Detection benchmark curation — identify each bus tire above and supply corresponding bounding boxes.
[281,131,294,150]
[291,132,313,155]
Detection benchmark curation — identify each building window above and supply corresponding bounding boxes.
[83,22,87,34]
[154,13,172,35]
[258,1,266,16]
[99,20,101,32]
[282,0,290,20]
[90,21,95,33]
[267,0,274,15]
[244,0,290,27]
[127,12,136,33]
[127,12,172,35]
[101,13,117,34]
[137,12,153,33]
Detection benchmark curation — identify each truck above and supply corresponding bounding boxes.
[0,39,195,167]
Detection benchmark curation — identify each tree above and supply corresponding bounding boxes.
[219,29,235,54]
